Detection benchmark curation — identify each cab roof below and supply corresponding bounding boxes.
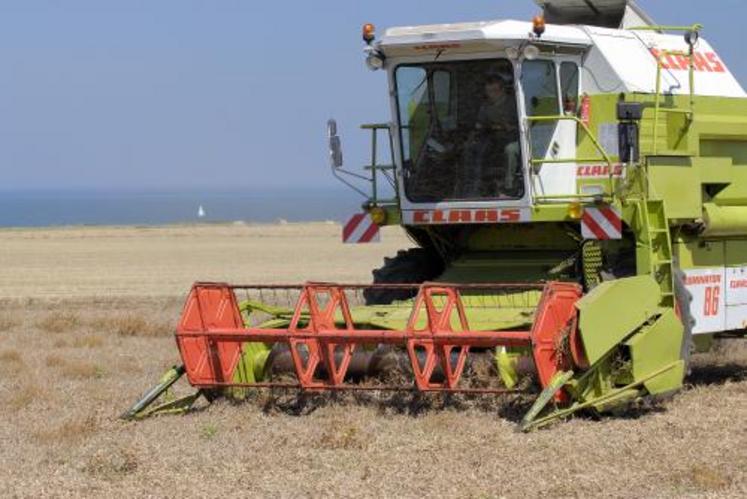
[378,19,746,98]
[380,19,592,51]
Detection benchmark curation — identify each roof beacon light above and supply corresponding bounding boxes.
[363,23,376,45]
[532,15,546,38]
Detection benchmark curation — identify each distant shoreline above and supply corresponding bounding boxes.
[0,219,343,232]
[0,188,369,228]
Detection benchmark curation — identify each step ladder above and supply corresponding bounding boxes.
[639,199,675,307]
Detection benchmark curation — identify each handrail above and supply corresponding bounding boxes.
[360,123,398,206]
[331,122,398,204]
[628,24,703,33]
[534,157,611,164]
[650,48,696,154]
[534,193,613,201]
[363,164,395,171]
[631,23,701,155]
[525,114,616,202]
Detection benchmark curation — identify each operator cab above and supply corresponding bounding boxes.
[395,56,582,203]
[372,20,592,223]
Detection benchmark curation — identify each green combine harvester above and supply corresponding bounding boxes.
[125,0,747,430]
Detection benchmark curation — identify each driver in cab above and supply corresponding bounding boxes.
[461,74,521,199]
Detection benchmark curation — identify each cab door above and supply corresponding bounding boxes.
[519,58,581,200]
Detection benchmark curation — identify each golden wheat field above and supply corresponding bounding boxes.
[0,223,746,498]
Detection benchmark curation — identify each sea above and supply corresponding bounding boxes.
[0,188,367,228]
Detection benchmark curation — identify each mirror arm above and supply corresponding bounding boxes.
[327,118,378,200]
[382,170,396,189]
[331,167,371,199]
[335,168,370,182]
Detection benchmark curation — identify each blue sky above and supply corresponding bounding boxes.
[0,1,743,191]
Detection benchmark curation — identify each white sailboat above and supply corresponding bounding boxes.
[197,205,206,219]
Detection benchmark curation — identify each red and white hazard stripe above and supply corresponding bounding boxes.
[581,206,622,240]
[342,213,380,244]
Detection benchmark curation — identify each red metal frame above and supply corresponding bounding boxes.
[529,283,583,402]
[175,281,583,396]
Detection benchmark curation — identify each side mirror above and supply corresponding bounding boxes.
[617,102,643,121]
[618,122,640,163]
[327,119,343,169]
[617,102,643,163]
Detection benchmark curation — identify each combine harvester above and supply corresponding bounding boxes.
[125,0,747,429]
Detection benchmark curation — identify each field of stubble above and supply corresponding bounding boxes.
[0,223,746,498]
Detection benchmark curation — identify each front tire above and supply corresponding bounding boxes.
[363,248,444,305]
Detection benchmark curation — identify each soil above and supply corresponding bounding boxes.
[0,224,745,498]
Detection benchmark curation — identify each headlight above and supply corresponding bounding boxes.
[366,52,385,71]
[568,202,585,220]
[369,207,388,225]
[523,45,540,60]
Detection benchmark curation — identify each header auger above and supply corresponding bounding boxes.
[126,0,747,429]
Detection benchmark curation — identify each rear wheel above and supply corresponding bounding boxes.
[363,248,444,305]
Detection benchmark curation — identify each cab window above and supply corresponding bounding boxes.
[395,59,523,202]
[521,60,559,116]
[560,62,580,114]
[521,60,560,159]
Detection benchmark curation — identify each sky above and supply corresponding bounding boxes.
[0,0,744,192]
